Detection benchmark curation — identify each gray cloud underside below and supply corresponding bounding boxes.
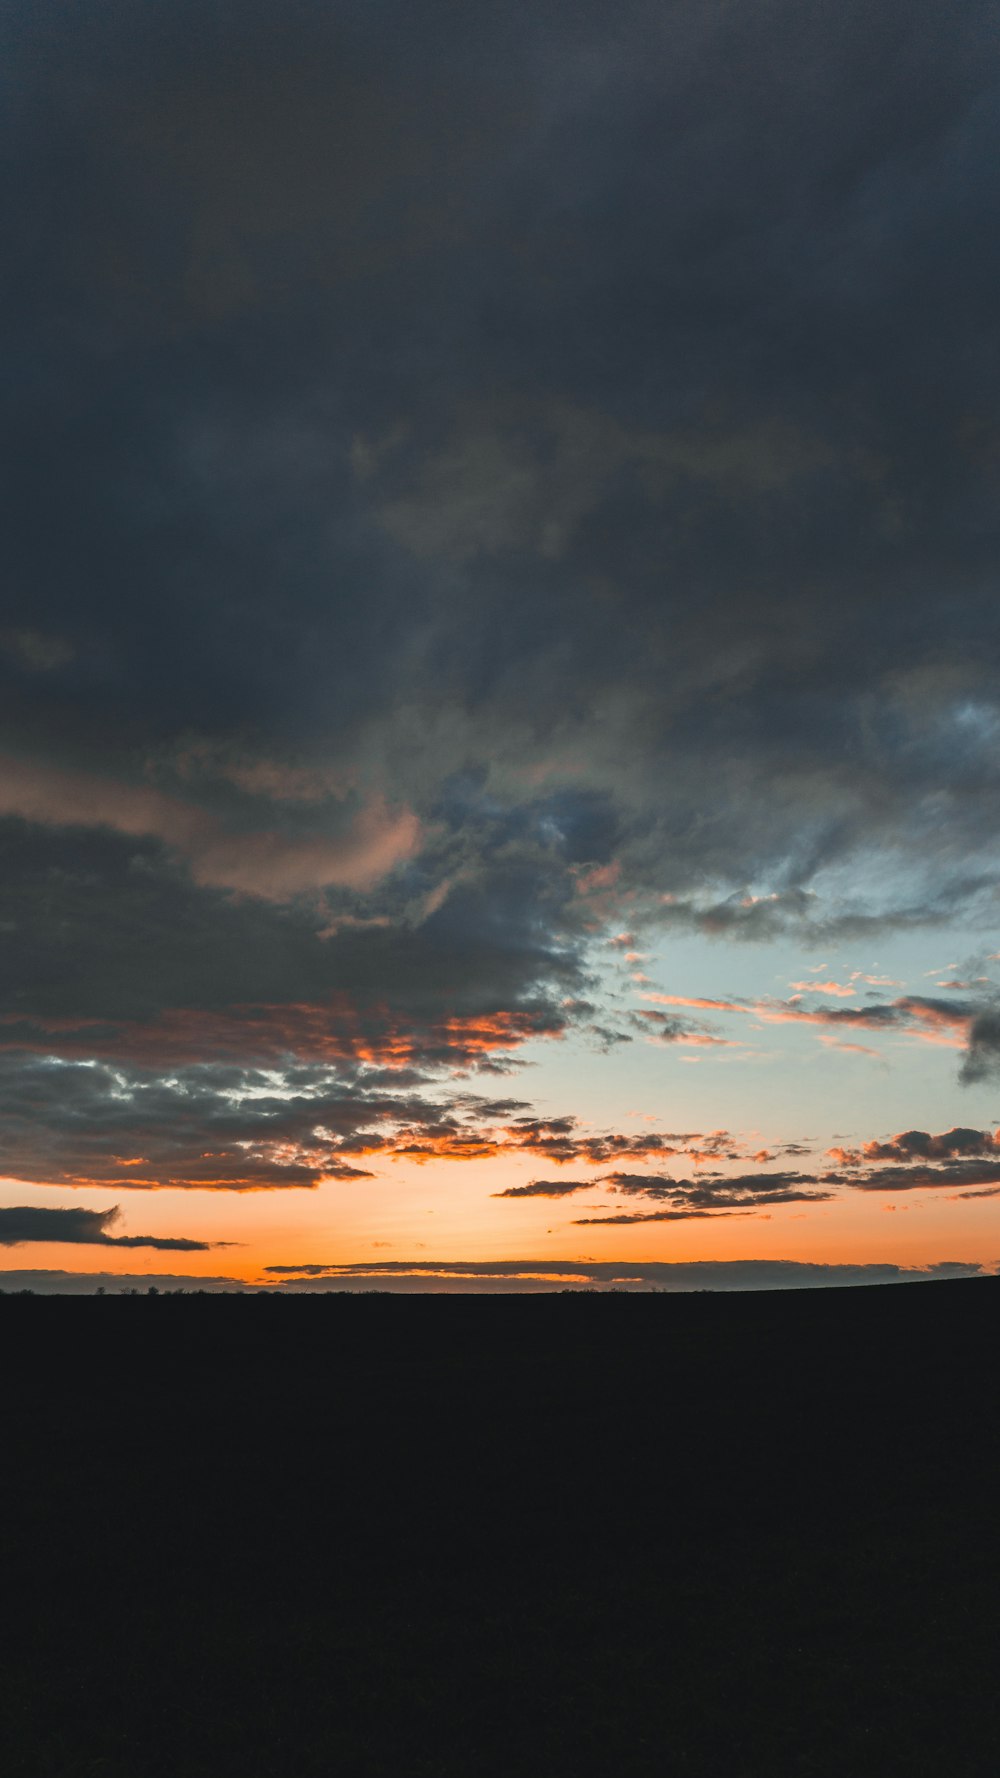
[571,1170,835,1222]
[831,1160,1000,1194]
[494,1178,602,1198]
[862,1126,1000,1162]
[0,1038,754,1187]
[4,1008,998,1208]
[0,1045,744,1189]
[575,1159,1000,1222]
[0,0,998,1117]
[0,1205,213,1249]
[497,1168,828,1213]
[960,1012,1000,1084]
[0,1052,526,1188]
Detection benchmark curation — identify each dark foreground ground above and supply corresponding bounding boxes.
[2,1280,999,1776]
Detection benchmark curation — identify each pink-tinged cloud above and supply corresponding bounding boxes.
[817,1036,885,1058]
[643,989,975,1048]
[826,1146,856,1166]
[574,859,621,895]
[636,986,986,1069]
[641,993,750,1012]
[752,994,972,1047]
[0,754,208,845]
[192,800,421,897]
[789,979,855,997]
[0,754,420,897]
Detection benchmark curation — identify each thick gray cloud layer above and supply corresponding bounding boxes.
[0,1046,738,1191]
[0,0,998,1169]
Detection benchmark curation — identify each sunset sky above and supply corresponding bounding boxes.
[3,0,999,1290]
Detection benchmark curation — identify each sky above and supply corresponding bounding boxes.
[2,0,1000,1291]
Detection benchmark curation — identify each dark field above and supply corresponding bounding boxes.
[3,1279,999,1776]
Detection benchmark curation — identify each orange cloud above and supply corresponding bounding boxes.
[641,993,750,1012]
[642,989,974,1050]
[753,994,971,1047]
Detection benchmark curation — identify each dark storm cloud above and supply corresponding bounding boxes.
[0,1205,213,1250]
[0,1050,483,1189]
[0,0,998,1112]
[0,818,586,1070]
[959,1011,1000,1084]
[0,1046,718,1189]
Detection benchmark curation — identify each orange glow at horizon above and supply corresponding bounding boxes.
[3,1145,999,1284]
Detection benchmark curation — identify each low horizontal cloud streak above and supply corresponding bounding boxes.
[0,1205,213,1250]
[0,1261,987,1294]
[640,988,994,1077]
[264,1259,988,1293]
